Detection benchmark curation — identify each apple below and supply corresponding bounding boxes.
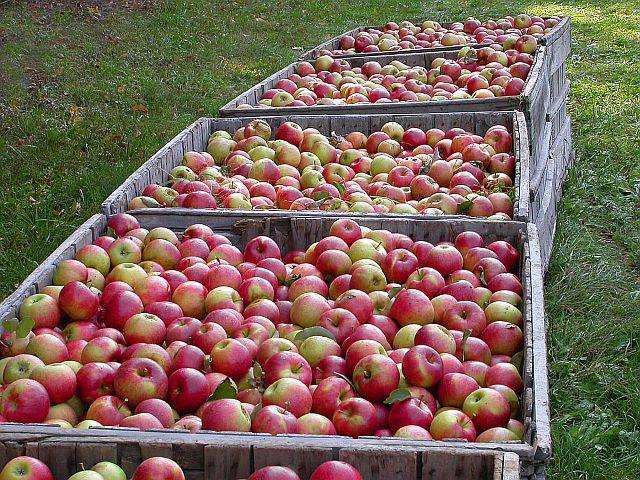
[168,368,209,414]
[310,461,363,480]
[25,333,69,364]
[389,288,434,326]
[58,281,100,321]
[485,362,524,394]
[201,398,251,432]
[312,376,355,419]
[429,409,476,441]
[30,363,76,404]
[388,397,434,432]
[437,372,480,407]
[131,457,185,480]
[113,358,169,406]
[53,259,88,286]
[263,377,312,417]
[352,353,400,401]
[249,466,301,480]
[135,398,175,427]
[401,345,443,388]
[462,387,511,431]
[0,457,54,480]
[3,354,45,383]
[123,313,166,345]
[210,338,253,379]
[0,378,49,423]
[92,462,127,480]
[332,397,377,438]
[18,294,61,329]
[251,404,298,434]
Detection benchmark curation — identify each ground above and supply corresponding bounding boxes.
[0,0,639,478]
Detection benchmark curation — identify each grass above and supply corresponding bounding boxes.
[0,0,639,478]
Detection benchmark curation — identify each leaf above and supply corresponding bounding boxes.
[479,268,488,287]
[2,317,19,333]
[383,388,412,405]
[250,402,262,421]
[294,326,337,343]
[131,104,148,114]
[253,361,264,380]
[387,286,403,300]
[432,146,441,163]
[460,329,472,361]
[3,317,35,339]
[284,273,301,287]
[209,378,238,401]
[510,351,524,371]
[458,200,473,214]
[332,182,346,196]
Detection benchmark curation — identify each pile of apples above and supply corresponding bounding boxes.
[0,456,363,480]
[325,14,561,56]
[236,39,538,110]
[130,120,515,219]
[1,215,526,443]
[0,456,181,480]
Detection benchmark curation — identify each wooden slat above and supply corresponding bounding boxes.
[253,446,333,479]
[422,448,494,480]
[75,442,118,471]
[339,447,418,480]
[38,442,76,479]
[203,444,251,480]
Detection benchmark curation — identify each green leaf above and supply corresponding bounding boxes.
[479,268,488,287]
[510,351,524,371]
[15,317,35,339]
[250,402,262,421]
[2,317,19,333]
[209,378,237,401]
[284,274,301,287]
[332,181,346,195]
[383,388,412,405]
[252,361,264,381]
[388,286,403,300]
[460,329,472,362]
[458,200,473,214]
[295,326,337,343]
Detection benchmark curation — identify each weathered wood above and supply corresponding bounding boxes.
[253,446,333,479]
[203,444,251,480]
[339,447,418,480]
[299,16,568,62]
[0,214,550,479]
[422,448,493,480]
[38,442,76,479]
[219,47,532,117]
[100,112,530,226]
[74,442,118,471]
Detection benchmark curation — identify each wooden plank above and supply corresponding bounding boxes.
[339,447,418,480]
[75,442,118,471]
[502,452,521,480]
[526,223,552,462]
[422,448,494,480]
[253,446,333,479]
[118,441,142,479]
[140,442,174,460]
[103,112,528,224]
[38,442,76,479]
[203,444,251,480]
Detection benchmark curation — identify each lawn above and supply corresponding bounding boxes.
[0,0,639,478]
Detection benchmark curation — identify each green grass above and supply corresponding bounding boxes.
[1,0,639,478]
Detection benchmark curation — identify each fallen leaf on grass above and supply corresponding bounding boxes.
[131,104,148,113]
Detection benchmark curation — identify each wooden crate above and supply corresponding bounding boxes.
[100,112,531,223]
[299,17,570,62]
[0,214,551,479]
[529,116,573,271]
[218,47,547,118]
[0,432,520,480]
